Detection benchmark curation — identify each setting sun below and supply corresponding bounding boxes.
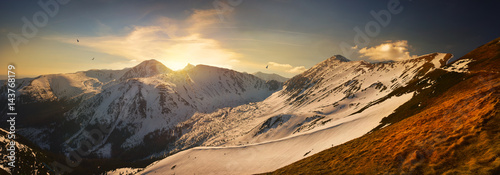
[162,61,188,71]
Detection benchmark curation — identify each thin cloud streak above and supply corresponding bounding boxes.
[222,38,305,46]
[268,61,307,73]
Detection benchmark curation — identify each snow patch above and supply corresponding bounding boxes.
[107,167,142,175]
[431,53,447,68]
[444,58,473,73]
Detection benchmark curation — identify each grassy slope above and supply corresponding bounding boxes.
[266,38,500,175]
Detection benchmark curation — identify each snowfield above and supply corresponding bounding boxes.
[140,93,414,174]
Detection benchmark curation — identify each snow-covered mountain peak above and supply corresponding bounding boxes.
[303,55,354,77]
[329,55,351,62]
[281,52,455,110]
[134,59,170,71]
[119,59,172,81]
[140,59,164,65]
[183,63,195,71]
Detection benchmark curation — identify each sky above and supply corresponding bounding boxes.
[1,0,499,79]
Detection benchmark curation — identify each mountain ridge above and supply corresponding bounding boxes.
[135,50,468,174]
[0,59,283,164]
[252,72,289,82]
[267,37,500,175]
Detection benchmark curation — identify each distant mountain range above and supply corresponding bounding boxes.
[1,38,499,175]
[0,60,282,173]
[252,72,289,82]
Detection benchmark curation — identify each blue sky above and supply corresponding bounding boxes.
[1,0,499,78]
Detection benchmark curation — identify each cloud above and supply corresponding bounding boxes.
[268,62,307,73]
[187,9,221,33]
[358,40,417,61]
[47,9,239,70]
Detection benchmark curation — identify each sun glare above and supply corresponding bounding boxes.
[161,60,189,71]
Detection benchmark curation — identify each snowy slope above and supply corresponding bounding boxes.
[0,68,131,151]
[141,94,413,175]
[56,62,280,160]
[0,61,173,105]
[2,68,129,103]
[0,67,132,153]
[136,53,456,174]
